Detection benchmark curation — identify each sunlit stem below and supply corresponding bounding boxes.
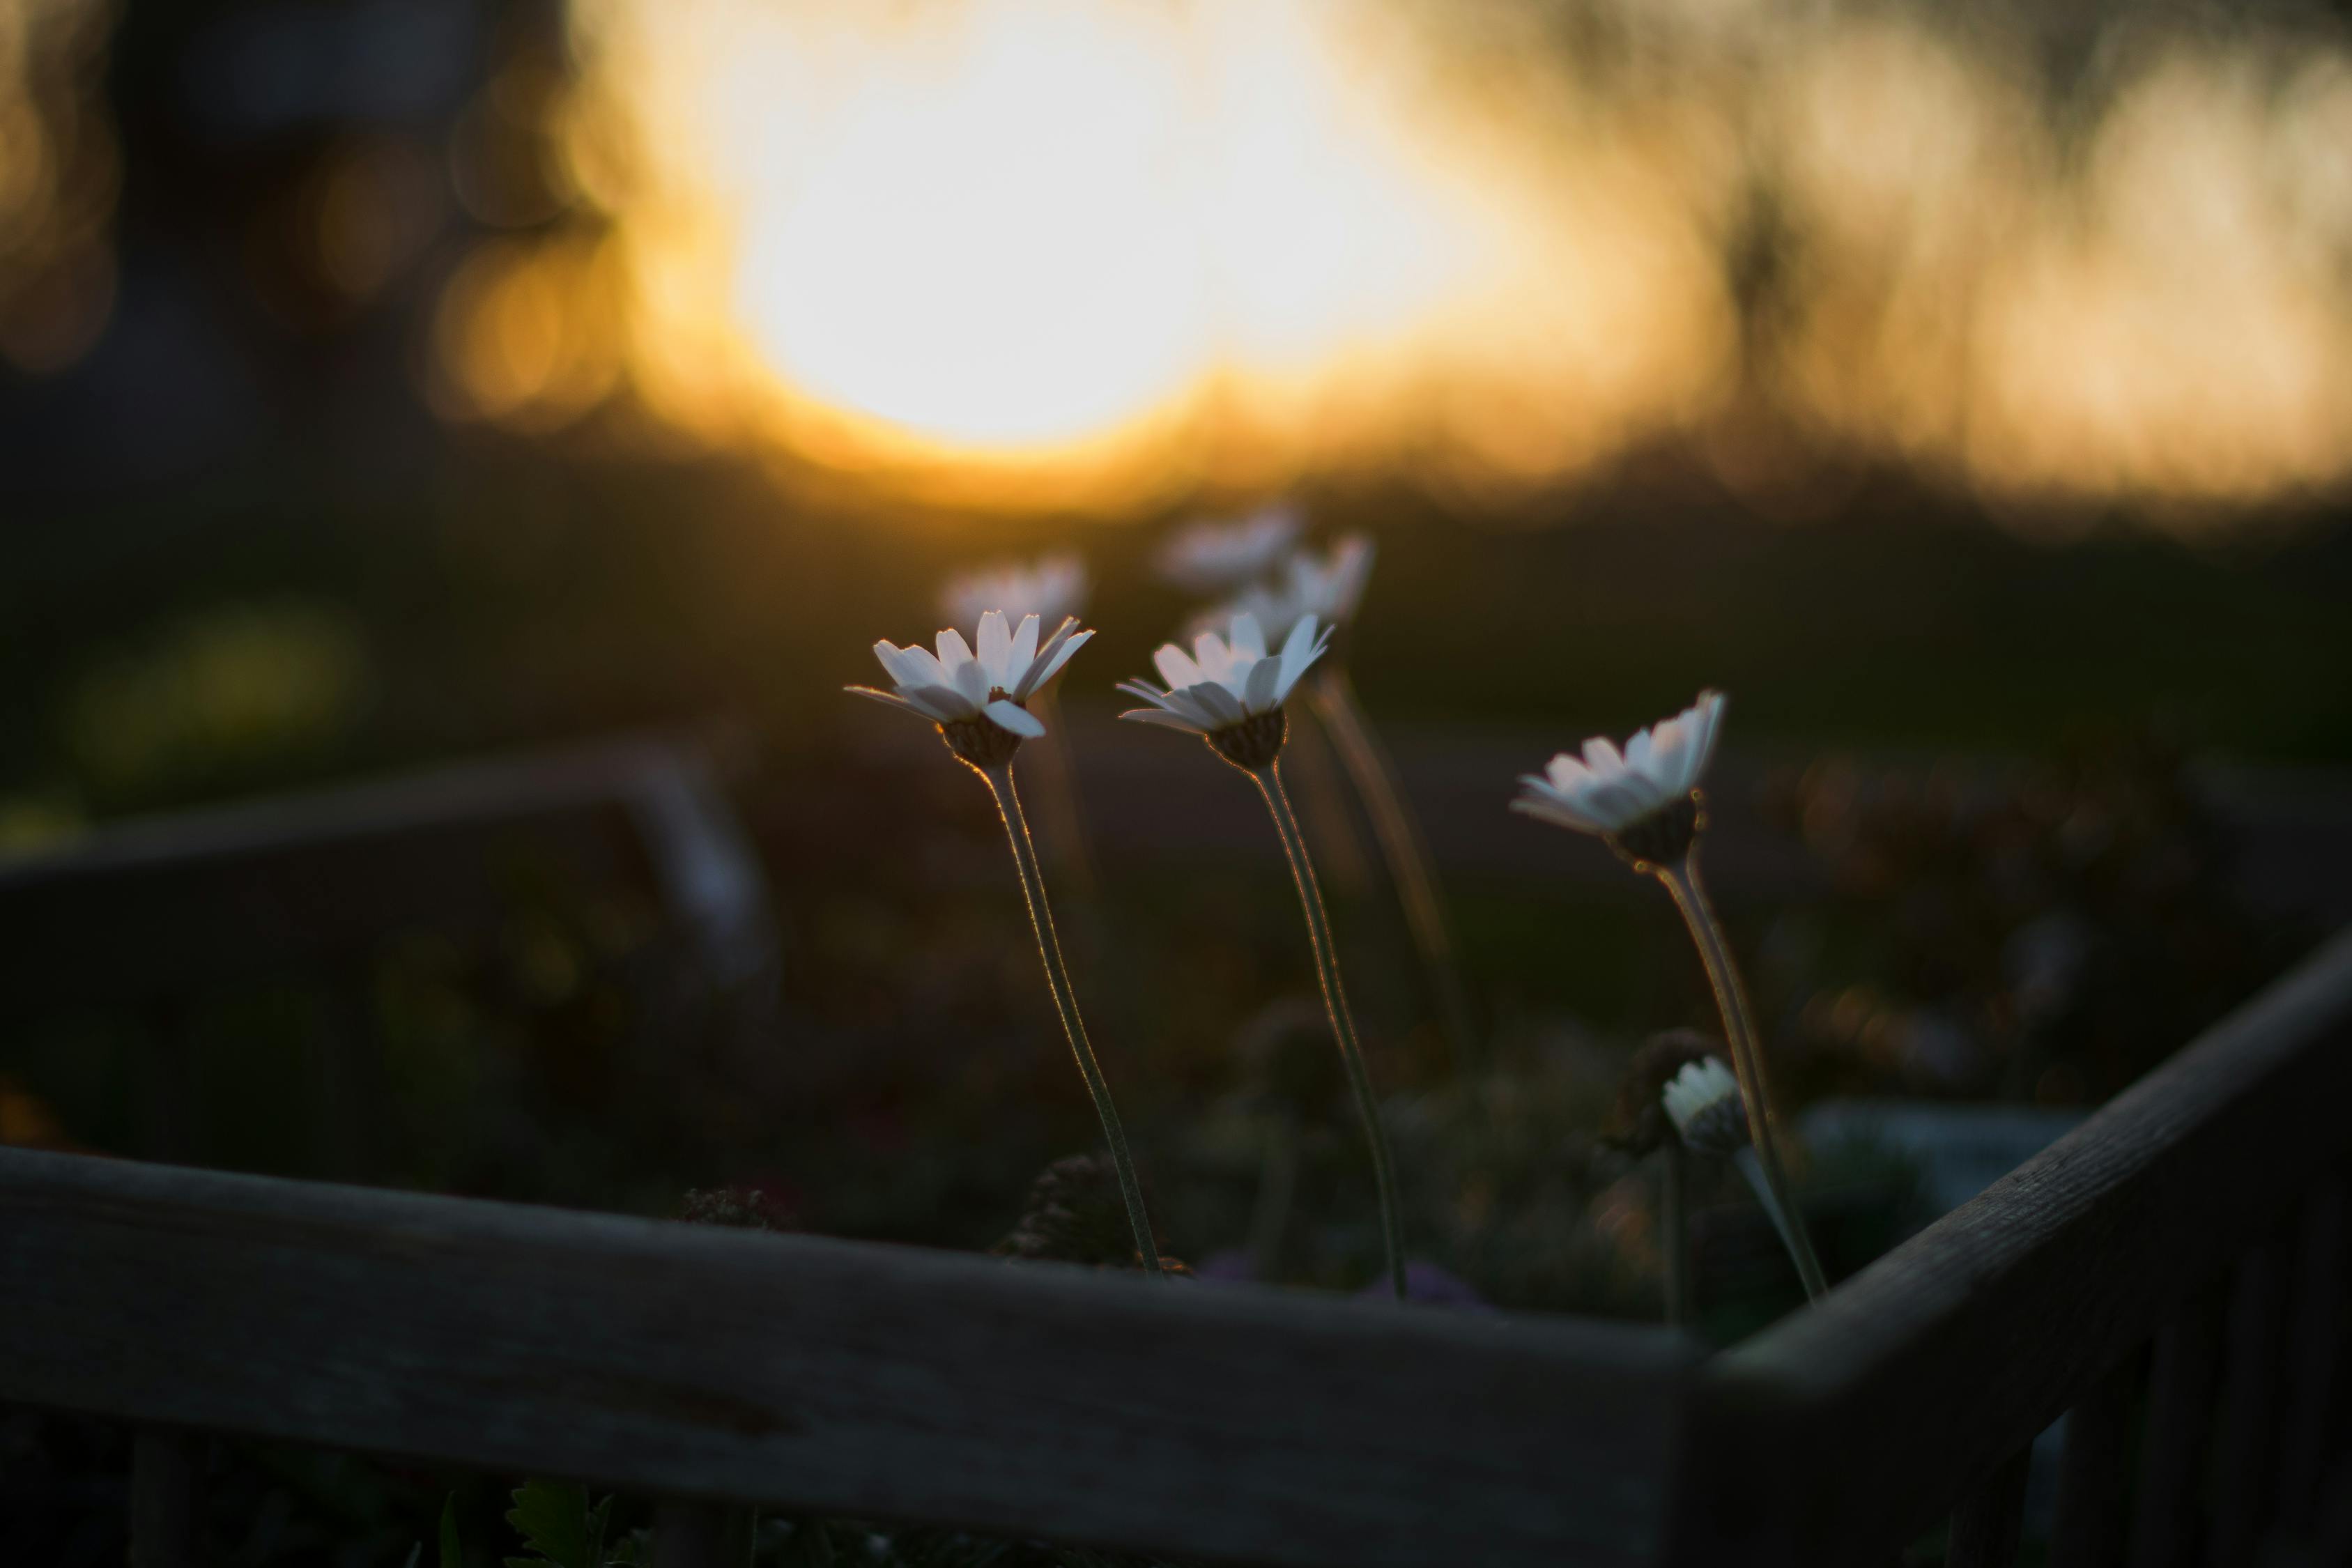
[1656,854,1829,1301]
[979,761,1161,1277]
[1250,760,1408,1300]
[1662,1139,1693,1329]
[1307,666,1477,1070]
[1023,687,1099,902]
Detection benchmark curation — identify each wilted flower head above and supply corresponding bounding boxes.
[1512,691,1727,866]
[993,1153,1184,1273]
[1661,1056,1750,1158]
[939,553,1089,639]
[1156,505,1302,594]
[1606,1028,1724,1156]
[1213,534,1375,645]
[1118,612,1330,769]
[847,610,1091,766]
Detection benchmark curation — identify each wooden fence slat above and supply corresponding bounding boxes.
[2130,1286,2227,1568]
[1948,1446,2032,1568]
[1666,928,2352,1568]
[2207,1236,2291,1568]
[130,1427,201,1568]
[2273,1177,2348,1530]
[0,1146,1687,1568]
[2051,1354,2139,1568]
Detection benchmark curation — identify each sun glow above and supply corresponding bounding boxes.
[423,0,2352,518]
[494,0,1728,502]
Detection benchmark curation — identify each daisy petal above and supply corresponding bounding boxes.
[898,684,975,721]
[977,610,1013,687]
[1154,643,1206,691]
[1022,627,1092,697]
[1188,680,1246,726]
[1686,690,1726,787]
[1274,615,1329,702]
[845,684,921,715]
[983,698,1045,738]
[1544,753,1595,792]
[1228,613,1266,663]
[1243,655,1280,712]
[1120,707,1206,732]
[876,640,945,692]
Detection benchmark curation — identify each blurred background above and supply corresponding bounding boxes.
[6,0,2352,1555]
[3,0,2352,1309]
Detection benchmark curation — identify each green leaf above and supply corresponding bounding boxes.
[585,1494,612,1568]
[507,1480,592,1568]
[441,1494,464,1568]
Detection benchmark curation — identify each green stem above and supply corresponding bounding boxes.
[981,762,1161,1277]
[1251,760,1408,1300]
[1657,854,1829,1301]
[1307,667,1477,1071]
[1662,1139,1693,1329]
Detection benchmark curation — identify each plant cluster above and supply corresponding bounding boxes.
[858,506,1827,1306]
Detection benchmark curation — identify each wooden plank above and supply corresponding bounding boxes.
[0,1146,1688,1568]
[2273,1177,2347,1530]
[2130,1288,2226,1568]
[2206,1235,2290,1567]
[2051,1353,2139,1568]
[0,737,773,1004]
[1948,1445,2031,1568]
[1665,928,2352,1568]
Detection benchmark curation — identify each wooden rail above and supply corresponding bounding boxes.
[0,1146,1689,1568]
[4,930,2349,1566]
[1669,925,2352,1567]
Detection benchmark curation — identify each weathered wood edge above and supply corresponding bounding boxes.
[1665,925,2352,1568]
[0,1147,1691,1568]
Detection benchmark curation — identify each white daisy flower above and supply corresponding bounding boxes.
[1661,1056,1749,1157]
[847,610,1091,762]
[1512,691,1727,863]
[1116,612,1332,768]
[1211,535,1375,645]
[939,554,1089,639]
[1155,505,1302,594]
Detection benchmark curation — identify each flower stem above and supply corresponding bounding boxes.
[1250,760,1407,1300]
[980,761,1160,1277]
[1657,854,1829,1300]
[1662,1139,1693,1329]
[1307,666,1477,1071]
[1024,687,1099,902]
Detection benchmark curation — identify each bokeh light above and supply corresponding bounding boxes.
[404,0,2352,518]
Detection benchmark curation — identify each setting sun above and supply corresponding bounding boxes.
[406,0,2352,514]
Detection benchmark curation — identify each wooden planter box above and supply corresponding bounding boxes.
[6,928,2349,1567]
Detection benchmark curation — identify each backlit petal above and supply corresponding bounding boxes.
[1243,656,1281,712]
[1020,626,1091,697]
[976,610,1013,686]
[1120,707,1206,733]
[983,698,1045,738]
[1154,643,1206,691]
